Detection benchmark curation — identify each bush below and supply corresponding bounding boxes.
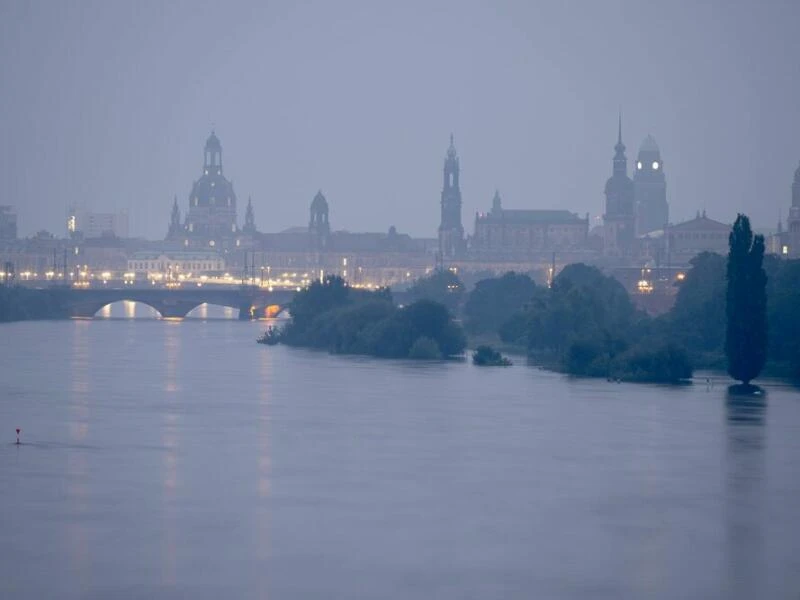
[472,345,512,366]
[564,339,604,376]
[280,283,466,360]
[612,343,693,383]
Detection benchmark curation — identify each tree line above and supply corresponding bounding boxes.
[403,214,793,384]
[278,275,466,359]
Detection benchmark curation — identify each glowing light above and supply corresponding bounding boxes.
[676,273,686,281]
[652,161,659,170]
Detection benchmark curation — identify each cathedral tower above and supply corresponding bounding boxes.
[633,135,668,235]
[438,134,464,259]
[603,115,635,258]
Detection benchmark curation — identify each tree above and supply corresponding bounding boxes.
[666,252,726,353]
[725,214,767,384]
[408,269,464,312]
[765,257,800,378]
[464,272,536,333]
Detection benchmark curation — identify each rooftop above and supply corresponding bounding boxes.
[477,209,586,225]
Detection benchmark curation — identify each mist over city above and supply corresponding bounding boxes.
[1,2,800,599]
[2,0,799,240]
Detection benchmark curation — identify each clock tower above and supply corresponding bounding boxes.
[633,135,669,235]
[786,161,800,257]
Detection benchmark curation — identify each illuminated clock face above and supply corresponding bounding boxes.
[652,161,659,170]
[637,161,642,170]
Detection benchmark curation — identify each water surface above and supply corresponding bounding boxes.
[1,319,799,599]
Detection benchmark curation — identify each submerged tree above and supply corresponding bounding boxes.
[725,214,767,384]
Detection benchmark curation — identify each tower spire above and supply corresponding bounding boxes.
[618,108,623,146]
[447,133,457,159]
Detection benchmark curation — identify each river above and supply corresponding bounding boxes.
[1,315,799,599]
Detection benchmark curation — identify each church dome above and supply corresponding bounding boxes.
[189,173,236,209]
[639,135,660,154]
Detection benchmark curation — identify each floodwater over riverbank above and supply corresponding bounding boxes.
[1,318,799,599]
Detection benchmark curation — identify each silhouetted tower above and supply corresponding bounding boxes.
[309,190,330,250]
[787,161,800,256]
[439,134,464,260]
[491,189,502,215]
[603,114,635,258]
[633,134,668,235]
[790,162,800,231]
[243,196,256,234]
[167,195,182,239]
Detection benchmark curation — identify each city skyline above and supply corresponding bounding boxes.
[2,1,798,239]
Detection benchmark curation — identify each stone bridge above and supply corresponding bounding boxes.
[59,286,415,319]
[62,286,297,319]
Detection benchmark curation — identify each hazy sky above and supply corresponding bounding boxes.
[1,0,798,239]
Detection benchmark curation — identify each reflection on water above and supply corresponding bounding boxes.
[1,322,800,599]
[67,321,91,595]
[724,388,766,600]
[162,325,181,585]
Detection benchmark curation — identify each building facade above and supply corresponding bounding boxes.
[664,211,730,263]
[438,135,464,260]
[67,205,129,239]
[471,191,588,258]
[633,135,668,235]
[0,206,17,240]
[127,251,225,277]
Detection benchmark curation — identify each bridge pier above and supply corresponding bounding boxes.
[238,302,256,320]
[151,301,198,320]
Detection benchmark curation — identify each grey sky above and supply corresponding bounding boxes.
[1,0,798,239]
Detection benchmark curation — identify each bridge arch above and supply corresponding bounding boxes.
[93,300,160,319]
[70,296,205,320]
[185,302,241,319]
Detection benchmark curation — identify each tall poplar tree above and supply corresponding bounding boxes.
[725,214,768,384]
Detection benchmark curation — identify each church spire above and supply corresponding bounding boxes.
[439,134,464,260]
[243,195,256,234]
[447,133,457,159]
[167,194,182,239]
[613,113,627,176]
